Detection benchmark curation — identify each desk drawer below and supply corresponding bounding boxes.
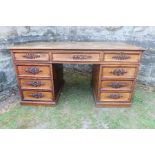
[14,51,50,61]
[103,51,141,63]
[100,92,131,102]
[100,80,133,91]
[53,53,100,61]
[20,79,52,90]
[101,65,137,79]
[22,90,53,101]
[17,65,51,77]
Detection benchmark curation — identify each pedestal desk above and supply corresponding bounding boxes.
[9,42,144,107]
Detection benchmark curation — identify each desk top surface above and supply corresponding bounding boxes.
[9,42,144,50]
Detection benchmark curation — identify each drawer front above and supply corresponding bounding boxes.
[53,53,100,61]
[101,66,137,78]
[17,65,51,77]
[104,51,140,62]
[20,79,52,90]
[101,80,133,91]
[100,92,131,102]
[14,51,49,61]
[22,90,53,101]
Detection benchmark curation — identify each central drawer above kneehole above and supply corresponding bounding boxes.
[52,52,100,62]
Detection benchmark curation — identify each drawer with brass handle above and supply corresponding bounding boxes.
[52,53,100,62]
[100,92,131,102]
[17,65,51,77]
[22,90,53,101]
[101,66,137,79]
[20,79,52,90]
[103,51,141,62]
[13,50,50,61]
[100,80,133,91]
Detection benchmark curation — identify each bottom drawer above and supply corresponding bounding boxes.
[22,90,53,101]
[100,92,131,102]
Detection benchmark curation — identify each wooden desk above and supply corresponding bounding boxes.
[9,42,144,107]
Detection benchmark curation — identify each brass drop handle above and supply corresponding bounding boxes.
[27,81,45,87]
[108,82,127,88]
[112,52,130,60]
[23,53,40,59]
[72,55,92,60]
[25,67,42,75]
[108,93,122,99]
[30,93,44,98]
[110,68,127,76]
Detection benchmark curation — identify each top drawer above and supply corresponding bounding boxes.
[13,50,50,61]
[101,65,138,79]
[52,52,100,62]
[103,51,141,63]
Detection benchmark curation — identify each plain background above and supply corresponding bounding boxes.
[0,0,155,155]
